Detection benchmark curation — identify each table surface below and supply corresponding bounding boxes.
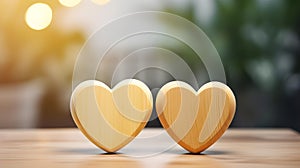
[0,128,300,168]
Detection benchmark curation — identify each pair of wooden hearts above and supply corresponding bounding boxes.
[70,79,236,153]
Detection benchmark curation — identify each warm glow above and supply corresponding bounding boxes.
[59,0,81,7]
[25,3,52,30]
[92,0,110,5]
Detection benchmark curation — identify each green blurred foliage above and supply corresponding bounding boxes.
[163,0,300,130]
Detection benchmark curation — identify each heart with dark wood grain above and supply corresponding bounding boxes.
[156,81,236,153]
[70,79,153,152]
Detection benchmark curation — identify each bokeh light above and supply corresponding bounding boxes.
[25,3,52,30]
[91,0,110,5]
[59,0,81,7]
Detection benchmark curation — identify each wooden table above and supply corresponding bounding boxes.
[0,128,300,168]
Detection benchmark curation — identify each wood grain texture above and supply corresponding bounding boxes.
[156,81,236,153]
[70,79,152,152]
[0,129,299,168]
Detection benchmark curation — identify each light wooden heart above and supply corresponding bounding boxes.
[70,79,153,152]
[156,81,236,153]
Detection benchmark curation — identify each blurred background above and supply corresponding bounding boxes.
[0,0,299,131]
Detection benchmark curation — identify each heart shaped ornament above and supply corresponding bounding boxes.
[71,79,153,152]
[156,81,236,153]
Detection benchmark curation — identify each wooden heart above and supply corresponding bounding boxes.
[156,81,236,153]
[70,79,153,152]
